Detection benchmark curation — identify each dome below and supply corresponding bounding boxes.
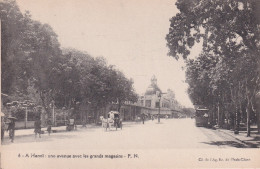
[145,85,156,95]
[145,76,161,95]
[145,84,161,95]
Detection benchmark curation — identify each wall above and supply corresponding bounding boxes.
[15,121,35,129]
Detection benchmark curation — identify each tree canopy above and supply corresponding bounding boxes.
[166,0,260,135]
[1,0,138,120]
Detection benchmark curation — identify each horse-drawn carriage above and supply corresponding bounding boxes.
[100,111,122,131]
[66,119,76,131]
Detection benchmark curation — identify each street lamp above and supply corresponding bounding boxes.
[51,100,55,126]
[156,91,166,123]
[156,91,162,123]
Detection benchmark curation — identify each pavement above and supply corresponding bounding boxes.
[4,119,260,169]
[2,119,260,148]
[12,126,68,136]
[3,121,143,137]
[216,127,260,148]
[2,119,224,149]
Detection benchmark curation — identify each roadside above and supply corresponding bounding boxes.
[3,119,259,148]
[2,120,143,138]
[215,126,260,148]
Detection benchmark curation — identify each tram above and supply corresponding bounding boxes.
[194,108,210,127]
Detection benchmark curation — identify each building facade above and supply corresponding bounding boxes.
[136,76,181,117]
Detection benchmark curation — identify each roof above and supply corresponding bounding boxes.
[108,111,120,114]
[196,109,209,111]
[145,84,161,95]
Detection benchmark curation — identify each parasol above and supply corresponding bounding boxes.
[7,116,17,120]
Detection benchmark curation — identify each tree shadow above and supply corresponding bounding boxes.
[246,136,260,141]
[241,136,260,148]
[2,133,78,145]
[201,141,249,148]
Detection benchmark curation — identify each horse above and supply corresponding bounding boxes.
[100,116,114,131]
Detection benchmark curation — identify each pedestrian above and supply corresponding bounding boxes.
[47,119,52,136]
[142,114,145,124]
[165,115,168,119]
[74,120,77,130]
[34,118,42,138]
[7,118,15,143]
[1,117,6,142]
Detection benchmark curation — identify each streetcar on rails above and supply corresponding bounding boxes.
[194,108,210,127]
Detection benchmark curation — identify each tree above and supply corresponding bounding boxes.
[1,0,139,125]
[62,48,138,123]
[166,0,260,135]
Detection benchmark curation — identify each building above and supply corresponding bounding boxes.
[137,76,181,117]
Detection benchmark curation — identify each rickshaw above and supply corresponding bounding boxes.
[66,119,76,131]
[101,111,122,131]
[108,111,122,130]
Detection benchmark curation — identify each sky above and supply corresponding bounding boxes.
[16,0,200,107]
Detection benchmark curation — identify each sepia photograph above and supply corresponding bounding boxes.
[1,0,260,168]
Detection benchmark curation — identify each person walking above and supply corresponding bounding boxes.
[47,119,52,136]
[7,117,15,143]
[34,118,42,138]
[142,114,145,124]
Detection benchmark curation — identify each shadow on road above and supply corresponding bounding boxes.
[2,133,78,145]
[201,141,249,148]
[246,136,260,141]
[239,136,260,148]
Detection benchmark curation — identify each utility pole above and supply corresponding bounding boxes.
[25,106,28,128]
[158,96,161,123]
[156,91,166,123]
[52,100,55,126]
[156,91,162,123]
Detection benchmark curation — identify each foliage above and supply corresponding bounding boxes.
[166,0,260,135]
[1,0,138,120]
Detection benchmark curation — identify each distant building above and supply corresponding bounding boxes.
[137,76,181,117]
[137,76,178,108]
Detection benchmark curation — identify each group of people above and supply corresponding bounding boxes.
[1,117,53,143]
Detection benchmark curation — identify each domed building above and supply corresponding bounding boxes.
[144,75,162,95]
[136,76,182,118]
[139,75,167,109]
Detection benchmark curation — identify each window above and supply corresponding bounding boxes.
[145,100,151,107]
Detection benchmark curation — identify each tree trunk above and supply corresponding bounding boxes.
[256,105,260,134]
[39,92,50,117]
[234,105,240,134]
[246,102,251,137]
[257,110,260,134]
[213,106,217,126]
[82,111,87,127]
[218,103,224,128]
[118,100,122,112]
[95,108,100,124]
[217,103,220,127]
[245,82,255,137]
[255,92,260,133]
